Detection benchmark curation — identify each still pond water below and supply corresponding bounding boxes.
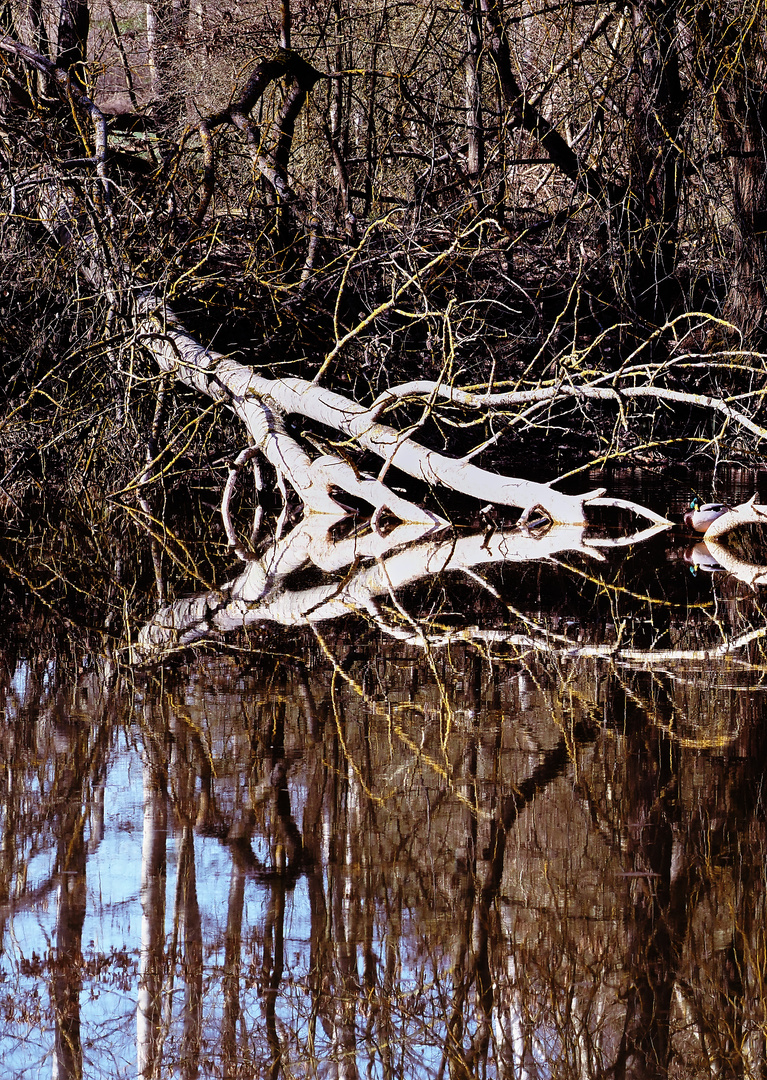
[4,470,767,1079]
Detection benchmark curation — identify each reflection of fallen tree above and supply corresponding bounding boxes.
[134,502,767,666]
[134,514,667,660]
[704,541,767,589]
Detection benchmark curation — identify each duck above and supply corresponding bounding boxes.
[683,496,732,532]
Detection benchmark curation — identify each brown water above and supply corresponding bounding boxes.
[3,467,767,1079]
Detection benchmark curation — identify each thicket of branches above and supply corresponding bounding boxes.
[1,0,767,532]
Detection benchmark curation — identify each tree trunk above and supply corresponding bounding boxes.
[146,0,186,129]
[462,0,484,212]
[57,0,89,85]
[620,0,685,324]
[690,2,767,340]
[718,58,767,338]
[479,0,612,206]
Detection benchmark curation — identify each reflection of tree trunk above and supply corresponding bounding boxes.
[378,895,400,1080]
[262,695,289,1078]
[330,762,361,1080]
[137,754,168,1080]
[467,721,497,1070]
[47,688,113,1080]
[445,732,477,1080]
[611,682,688,1080]
[221,853,246,1080]
[53,788,87,1080]
[177,823,202,1080]
[447,669,501,1078]
[481,717,598,1076]
[303,695,330,1072]
[263,878,286,1080]
[677,717,767,1075]
[493,955,539,1080]
[88,779,106,851]
[306,740,361,1080]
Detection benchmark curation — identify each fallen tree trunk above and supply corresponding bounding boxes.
[700,495,767,541]
[138,295,671,527]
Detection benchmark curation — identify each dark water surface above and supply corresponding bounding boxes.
[4,466,767,1078]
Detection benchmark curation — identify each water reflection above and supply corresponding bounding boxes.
[134,515,621,658]
[4,514,767,1077]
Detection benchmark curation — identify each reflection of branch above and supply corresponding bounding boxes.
[454,625,767,665]
[133,516,604,659]
[585,506,672,545]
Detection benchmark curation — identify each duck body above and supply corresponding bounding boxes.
[684,496,732,532]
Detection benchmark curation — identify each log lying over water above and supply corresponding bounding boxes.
[137,296,671,529]
[702,496,767,542]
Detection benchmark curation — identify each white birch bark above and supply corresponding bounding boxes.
[700,496,767,541]
[138,297,669,527]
